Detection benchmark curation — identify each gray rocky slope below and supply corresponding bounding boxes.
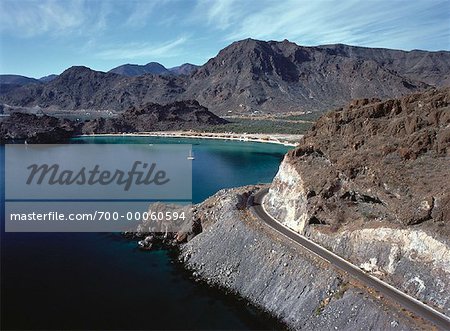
[179,186,422,330]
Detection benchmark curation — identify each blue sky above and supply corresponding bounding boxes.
[1,0,449,78]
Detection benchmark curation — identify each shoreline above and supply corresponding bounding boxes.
[75,131,302,147]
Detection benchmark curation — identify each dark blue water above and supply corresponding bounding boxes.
[1,137,291,330]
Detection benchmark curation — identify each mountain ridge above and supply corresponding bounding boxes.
[109,62,169,76]
[1,39,449,115]
[108,61,199,77]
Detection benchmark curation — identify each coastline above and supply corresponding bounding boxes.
[179,186,419,331]
[75,131,302,147]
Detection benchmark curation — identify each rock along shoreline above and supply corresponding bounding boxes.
[131,186,421,331]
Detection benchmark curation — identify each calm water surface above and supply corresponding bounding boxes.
[1,137,291,330]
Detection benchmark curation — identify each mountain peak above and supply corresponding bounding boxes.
[58,66,100,78]
[168,63,199,76]
[109,62,168,77]
[64,65,94,72]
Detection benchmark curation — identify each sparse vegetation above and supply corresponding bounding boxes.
[277,112,325,122]
[333,282,350,299]
[202,118,313,134]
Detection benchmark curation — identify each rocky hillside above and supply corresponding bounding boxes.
[264,87,450,312]
[0,66,187,111]
[177,186,420,330]
[0,100,226,142]
[1,39,449,115]
[0,112,76,143]
[81,99,227,134]
[187,39,445,114]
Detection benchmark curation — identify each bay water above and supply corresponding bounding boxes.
[1,137,291,330]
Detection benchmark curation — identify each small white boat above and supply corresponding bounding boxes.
[187,149,195,160]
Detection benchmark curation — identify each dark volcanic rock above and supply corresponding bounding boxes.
[81,100,227,134]
[1,39,449,115]
[0,112,77,143]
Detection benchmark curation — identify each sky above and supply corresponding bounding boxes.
[0,0,449,78]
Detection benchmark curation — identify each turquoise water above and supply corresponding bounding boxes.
[71,136,290,203]
[1,137,291,330]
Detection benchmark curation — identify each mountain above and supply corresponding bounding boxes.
[0,74,41,85]
[0,66,187,110]
[187,39,448,113]
[109,62,198,77]
[39,74,58,83]
[169,63,199,76]
[1,39,449,115]
[109,62,169,76]
[0,74,42,94]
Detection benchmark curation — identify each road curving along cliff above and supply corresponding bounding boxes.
[264,87,450,315]
[179,186,422,330]
[175,87,450,330]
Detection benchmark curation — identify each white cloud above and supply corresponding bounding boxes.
[124,1,158,28]
[96,36,188,60]
[123,0,179,28]
[194,0,450,50]
[0,0,87,37]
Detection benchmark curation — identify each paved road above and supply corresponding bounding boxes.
[251,187,450,330]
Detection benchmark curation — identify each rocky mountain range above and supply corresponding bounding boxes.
[1,39,449,115]
[0,62,197,94]
[108,62,198,76]
[0,74,41,86]
[0,74,58,95]
[0,74,42,95]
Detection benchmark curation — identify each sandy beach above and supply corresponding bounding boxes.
[77,131,303,146]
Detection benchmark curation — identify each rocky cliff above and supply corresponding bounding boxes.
[178,186,420,330]
[264,87,450,313]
